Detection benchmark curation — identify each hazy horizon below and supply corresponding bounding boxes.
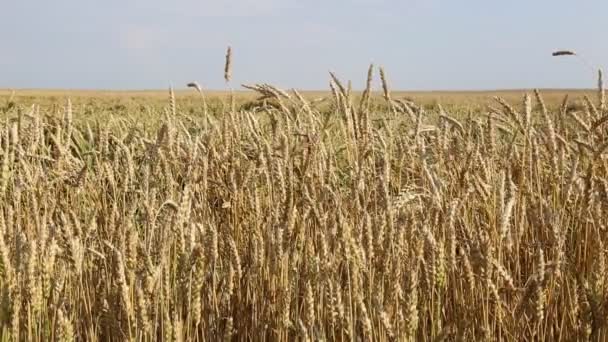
[2,0,606,91]
[1,87,602,93]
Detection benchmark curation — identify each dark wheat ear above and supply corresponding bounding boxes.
[224,46,233,83]
[187,82,202,93]
[552,50,576,57]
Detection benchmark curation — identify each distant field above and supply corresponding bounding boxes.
[0,88,597,109]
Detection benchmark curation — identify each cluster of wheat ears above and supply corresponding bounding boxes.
[2,58,608,341]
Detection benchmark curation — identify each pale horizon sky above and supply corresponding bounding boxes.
[1,0,606,91]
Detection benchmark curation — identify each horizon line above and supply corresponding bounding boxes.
[0,87,599,94]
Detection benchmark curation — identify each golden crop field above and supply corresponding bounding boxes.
[1,67,608,341]
[0,87,594,119]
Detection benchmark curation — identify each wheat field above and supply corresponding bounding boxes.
[1,66,608,341]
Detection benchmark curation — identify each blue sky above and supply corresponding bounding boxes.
[1,0,605,90]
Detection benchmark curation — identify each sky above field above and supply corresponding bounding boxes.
[1,0,606,90]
